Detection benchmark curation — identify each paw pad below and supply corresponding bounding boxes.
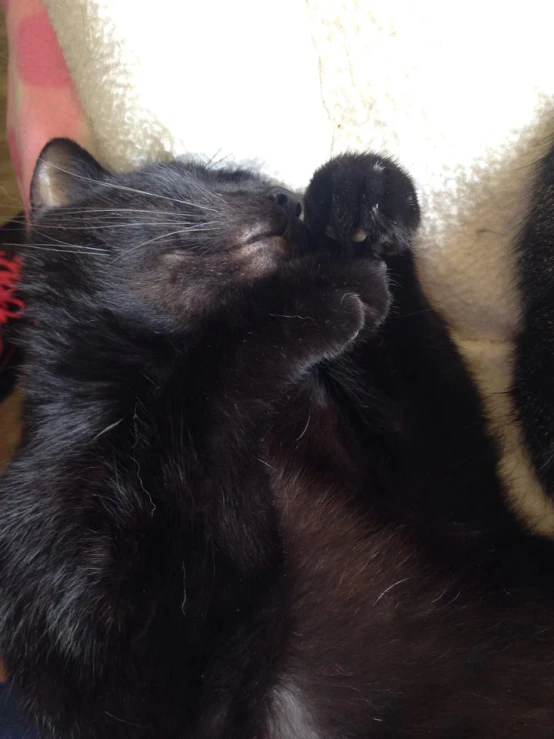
[351,228,368,243]
[325,225,368,243]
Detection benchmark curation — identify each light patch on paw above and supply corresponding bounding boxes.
[325,224,338,240]
[351,228,368,243]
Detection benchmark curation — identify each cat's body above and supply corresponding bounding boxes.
[1,141,554,737]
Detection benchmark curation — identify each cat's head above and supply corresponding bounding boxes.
[27,139,307,332]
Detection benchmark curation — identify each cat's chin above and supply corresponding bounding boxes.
[236,235,291,277]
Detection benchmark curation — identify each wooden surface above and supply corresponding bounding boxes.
[0,8,22,470]
[0,15,21,211]
[0,10,21,682]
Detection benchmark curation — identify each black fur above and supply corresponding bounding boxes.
[1,140,554,737]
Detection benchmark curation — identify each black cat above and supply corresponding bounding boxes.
[1,139,554,738]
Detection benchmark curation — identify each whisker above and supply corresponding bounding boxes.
[42,160,224,213]
[205,151,233,170]
[185,177,227,205]
[204,148,223,169]
[30,221,219,232]
[2,241,106,253]
[30,231,102,250]
[53,208,206,217]
[3,241,107,255]
[22,245,107,255]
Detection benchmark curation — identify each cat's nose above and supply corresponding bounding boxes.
[268,187,302,220]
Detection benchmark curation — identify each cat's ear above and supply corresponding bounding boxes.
[30,139,108,212]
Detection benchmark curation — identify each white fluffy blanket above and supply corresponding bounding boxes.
[44,0,554,533]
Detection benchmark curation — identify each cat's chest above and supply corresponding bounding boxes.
[265,442,424,737]
[260,372,484,737]
[263,379,400,728]
[266,366,390,477]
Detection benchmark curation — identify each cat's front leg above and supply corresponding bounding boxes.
[189,252,388,569]
[201,153,423,550]
[227,255,391,386]
[216,151,422,394]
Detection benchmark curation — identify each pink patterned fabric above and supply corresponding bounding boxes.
[2,0,93,213]
[0,3,94,682]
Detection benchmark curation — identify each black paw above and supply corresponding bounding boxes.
[304,153,420,258]
[279,284,368,369]
[250,256,391,377]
